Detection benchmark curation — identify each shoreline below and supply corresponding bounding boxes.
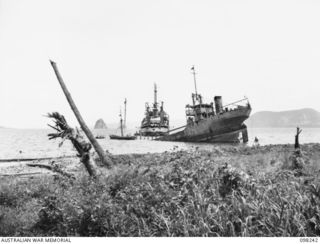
[1,127,320,160]
[1,142,319,178]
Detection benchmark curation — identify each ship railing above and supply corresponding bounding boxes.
[222,97,249,109]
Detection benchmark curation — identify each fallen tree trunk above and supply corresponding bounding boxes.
[50,60,112,168]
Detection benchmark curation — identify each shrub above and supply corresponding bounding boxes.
[1,145,320,236]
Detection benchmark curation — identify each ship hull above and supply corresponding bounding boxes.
[109,135,136,140]
[157,106,251,143]
[139,126,169,136]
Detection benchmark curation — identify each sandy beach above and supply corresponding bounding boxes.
[1,143,319,177]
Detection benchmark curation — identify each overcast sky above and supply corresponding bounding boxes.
[1,0,319,128]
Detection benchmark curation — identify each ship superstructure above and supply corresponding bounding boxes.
[139,84,169,136]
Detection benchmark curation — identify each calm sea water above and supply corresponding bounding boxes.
[0,127,319,159]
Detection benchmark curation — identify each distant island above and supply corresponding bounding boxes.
[246,108,320,128]
[94,119,108,129]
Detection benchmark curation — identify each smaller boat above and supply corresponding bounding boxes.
[109,99,137,140]
[109,134,136,140]
[95,135,106,139]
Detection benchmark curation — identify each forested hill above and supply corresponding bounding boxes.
[246,108,320,128]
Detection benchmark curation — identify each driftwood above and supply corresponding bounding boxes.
[47,112,99,178]
[0,172,43,177]
[50,60,112,168]
[27,162,75,179]
[0,155,76,163]
[27,163,54,170]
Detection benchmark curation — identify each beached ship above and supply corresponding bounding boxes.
[157,66,251,143]
[139,84,169,136]
[110,99,136,140]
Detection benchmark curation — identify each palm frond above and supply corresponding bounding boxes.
[47,112,74,140]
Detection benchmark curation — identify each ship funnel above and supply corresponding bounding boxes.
[214,96,223,114]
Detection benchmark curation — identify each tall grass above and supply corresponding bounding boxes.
[0,144,320,236]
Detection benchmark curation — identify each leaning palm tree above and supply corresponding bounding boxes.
[50,60,112,168]
[47,112,98,177]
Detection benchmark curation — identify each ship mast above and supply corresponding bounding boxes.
[119,109,124,137]
[154,83,157,106]
[153,83,158,115]
[124,98,127,129]
[191,65,198,97]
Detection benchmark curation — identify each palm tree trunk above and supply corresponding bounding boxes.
[295,127,302,149]
[50,60,112,168]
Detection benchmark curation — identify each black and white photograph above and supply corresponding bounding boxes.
[0,0,320,241]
